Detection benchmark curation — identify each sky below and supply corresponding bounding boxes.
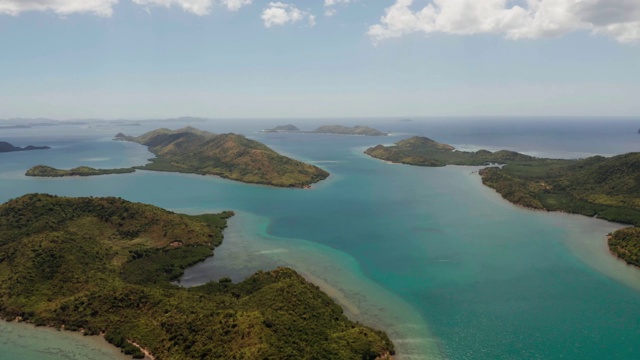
[0,0,639,119]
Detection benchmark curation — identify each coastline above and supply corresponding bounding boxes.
[179,210,444,360]
[0,320,131,360]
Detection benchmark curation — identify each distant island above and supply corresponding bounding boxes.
[263,124,300,133]
[118,127,329,188]
[312,125,389,136]
[26,165,135,177]
[0,124,30,129]
[0,141,49,153]
[264,124,388,136]
[0,194,394,359]
[366,136,640,268]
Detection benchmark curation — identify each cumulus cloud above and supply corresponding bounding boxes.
[324,0,351,16]
[0,0,251,16]
[261,2,315,28]
[132,0,213,15]
[220,0,251,11]
[0,0,118,17]
[368,0,640,43]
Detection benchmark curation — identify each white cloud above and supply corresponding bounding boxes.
[220,0,251,11]
[368,0,640,43]
[261,2,315,28]
[0,0,118,17]
[0,0,251,16]
[132,0,213,15]
[324,0,351,16]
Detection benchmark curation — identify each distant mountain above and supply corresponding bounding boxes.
[0,124,30,129]
[121,127,329,188]
[263,124,300,133]
[311,125,388,136]
[0,141,50,153]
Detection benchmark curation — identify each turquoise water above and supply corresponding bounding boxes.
[1,118,640,359]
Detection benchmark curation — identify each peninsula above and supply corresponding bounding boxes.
[366,136,640,268]
[118,127,329,188]
[0,141,49,153]
[0,194,394,360]
[26,165,135,177]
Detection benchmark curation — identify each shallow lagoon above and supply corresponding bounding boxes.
[1,118,640,359]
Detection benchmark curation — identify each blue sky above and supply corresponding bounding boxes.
[0,0,639,119]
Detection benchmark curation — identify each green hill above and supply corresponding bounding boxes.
[365,136,640,268]
[122,127,329,188]
[365,136,533,166]
[0,194,393,359]
[26,165,135,177]
[0,141,49,153]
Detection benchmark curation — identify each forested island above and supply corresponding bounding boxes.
[366,136,640,268]
[117,127,329,188]
[0,194,394,359]
[263,124,300,133]
[264,124,388,136]
[26,127,329,188]
[0,141,49,153]
[26,165,135,177]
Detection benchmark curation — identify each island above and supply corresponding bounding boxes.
[311,125,388,136]
[0,141,49,153]
[263,124,388,136]
[365,136,640,268]
[0,125,31,129]
[27,127,329,188]
[119,127,329,188]
[0,194,394,359]
[263,124,300,133]
[25,165,135,177]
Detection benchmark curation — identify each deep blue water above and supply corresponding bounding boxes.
[1,117,640,359]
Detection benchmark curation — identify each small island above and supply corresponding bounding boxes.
[26,165,135,177]
[0,194,394,359]
[0,141,49,153]
[366,136,640,268]
[263,124,300,133]
[263,124,388,136]
[311,125,388,136]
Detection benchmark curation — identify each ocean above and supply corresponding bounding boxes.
[1,117,639,359]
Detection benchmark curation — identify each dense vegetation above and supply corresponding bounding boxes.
[26,165,135,177]
[366,136,640,267]
[119,127,329,188]
[0,141,49,153]
[609,228,640,267]
[0,194,393,359]
[365,136,534,166]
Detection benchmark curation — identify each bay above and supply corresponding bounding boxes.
[1,118,639,359]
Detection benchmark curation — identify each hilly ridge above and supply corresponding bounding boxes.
[0,194,394,359]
